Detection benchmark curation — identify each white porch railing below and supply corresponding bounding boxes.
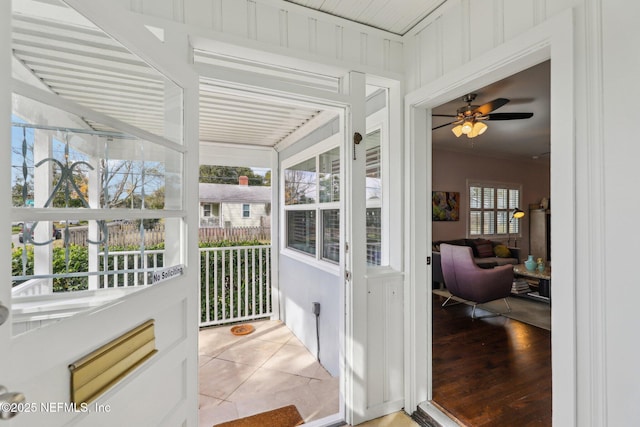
[98,249,164,288]
[199,245,272,327]
[99,245,273,326]
[11,245,272,328]
[11,278,52,297]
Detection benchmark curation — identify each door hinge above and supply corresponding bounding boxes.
[427,256,432,266]
[345,242,349,253]
[345,270,352,281]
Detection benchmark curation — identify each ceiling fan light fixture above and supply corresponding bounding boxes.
[451,124,463,137]
[470,121,488,138]
[461,120,474,134]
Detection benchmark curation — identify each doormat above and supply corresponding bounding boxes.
[213,405,304,427]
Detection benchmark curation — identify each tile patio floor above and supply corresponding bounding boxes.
[198,319,339,427]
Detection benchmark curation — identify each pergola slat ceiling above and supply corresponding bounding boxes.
[12,9,323,148]
[12,12,167,136]
[199,80,320,146]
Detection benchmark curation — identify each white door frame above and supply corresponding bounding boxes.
[195,62,373,425]
[403,10,576,426]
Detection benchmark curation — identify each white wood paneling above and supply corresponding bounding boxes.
[504,0,536,42]
[286,11,309,51]
[416,21,440,87]
[256,3,281,45]
[403,0,583,92]
[128,0,405,76]
[221,0,248,37]
[440,2,464,75]
[182,0,214,29]
[469,0,495,60]
[366,272,404,416]
[142,0,174,20]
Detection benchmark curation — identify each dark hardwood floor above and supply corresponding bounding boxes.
[431,294,551,426]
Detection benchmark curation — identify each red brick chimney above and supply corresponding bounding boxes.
[239,176,249,186]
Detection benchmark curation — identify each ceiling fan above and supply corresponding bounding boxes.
[432,93,534,138]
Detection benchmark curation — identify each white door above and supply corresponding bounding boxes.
[1,1,199,425]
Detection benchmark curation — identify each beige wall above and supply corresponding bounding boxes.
[432,148,550,256]
[221,202,270,227]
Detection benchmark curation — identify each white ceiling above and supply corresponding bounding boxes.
[432,60,551,160]
[285,0,445,35]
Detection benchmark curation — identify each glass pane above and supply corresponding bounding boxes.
[286,210,316,255]
[366,208,382,265]
[470,186,482,209]
[497,188,508,209]
[11,2,183,144]
[284,158,316,205]
[497,211,508,234]
[12,217,167,291]
[319,147,340,203]
[511,217,520,234]
[469,211,482,235]
[483,187,495,209]
[322,209,339,262]
[509,189,520,210]
[365,131,382,201]
[11,96,183,211]
[483,211,495,234]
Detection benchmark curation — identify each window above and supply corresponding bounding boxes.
[203,204,211,217]
[283,145,340,264]
[469,182,522,238]
[365,130,382,265]
[242,204,250,218]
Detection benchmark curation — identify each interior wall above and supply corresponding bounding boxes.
[432,148,550,255]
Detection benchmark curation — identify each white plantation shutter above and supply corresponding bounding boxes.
[468,181,522,239]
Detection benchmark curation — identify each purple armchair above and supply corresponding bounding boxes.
[439,243,514,318]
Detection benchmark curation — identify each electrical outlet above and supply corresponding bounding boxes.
[312,302,320,315]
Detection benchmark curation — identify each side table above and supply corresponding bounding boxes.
[513,264,551,303]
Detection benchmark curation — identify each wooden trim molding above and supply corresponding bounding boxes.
[69,320,158,404]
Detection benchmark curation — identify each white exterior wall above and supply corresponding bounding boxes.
[279,255,341,377]
[116,0,403,77]
[221,202,269,227]
[404,0,640,425]
[403,0,580,93]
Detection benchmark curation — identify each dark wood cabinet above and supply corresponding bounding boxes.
[529,208,551,262]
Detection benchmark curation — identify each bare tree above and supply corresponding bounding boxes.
[284,169,316,204]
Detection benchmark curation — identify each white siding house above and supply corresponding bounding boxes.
[199,177,271,228]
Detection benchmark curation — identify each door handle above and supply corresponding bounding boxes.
[0,385,25,420]
[0,303,8,326]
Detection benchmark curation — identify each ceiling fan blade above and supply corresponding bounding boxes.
[474,98,510,115]
[432,121,457,130]
[432,114,458,117]
[484,112,534,120]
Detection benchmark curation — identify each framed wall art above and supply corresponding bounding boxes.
[432,191,460,221]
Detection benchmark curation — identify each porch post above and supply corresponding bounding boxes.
[344,71,368,425]
[33,130,53,292]
[88,137,100,290]
[269,148,280,320]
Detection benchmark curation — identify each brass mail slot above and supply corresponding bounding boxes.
[69,319,157,404]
